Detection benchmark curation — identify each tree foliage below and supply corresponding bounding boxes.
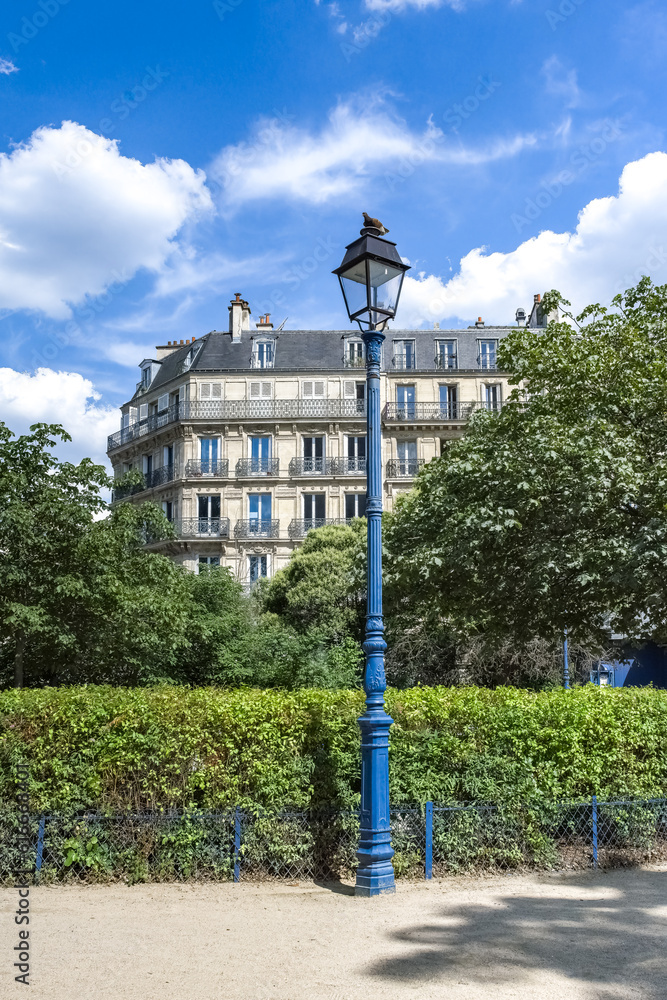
[385,278,667,654]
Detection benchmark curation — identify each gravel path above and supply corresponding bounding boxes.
[2,867,666,999]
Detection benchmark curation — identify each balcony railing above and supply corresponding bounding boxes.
[392,356,416,370]
[236,458,280,477]
[234,519,280,538]
[434,356,458,370]
[288,457,335,476]
[343,356,365,368]
[332,457,367,475]
[250,356,274,369]
[146,465,175,488]
[383,402,478,422]
[108,399,367,452]
[184,460,230,478]
[288,518,349,539]
[111,481,145,502]
[386,459,426,478]
[173,518,231,538]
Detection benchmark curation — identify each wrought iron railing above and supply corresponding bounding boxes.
[383,402,479,421]
[386,459,425,478]
[145,465,175,488]
[111,481,145,502]
[235,458,280,477]
[234,519,280,538]
[392,356,416,369]
[434,355,458,370]
[108,400,367,451]
[172,518,231,538]
[288,518,349,538]
[184,460,230,478]
[332,457,366,475]
[343,356,365,368]
[288,457,335,476]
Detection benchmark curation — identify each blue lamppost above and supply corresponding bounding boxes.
[333,219,410,896]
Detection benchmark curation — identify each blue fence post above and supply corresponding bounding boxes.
[35,815,46,876]
[425,801,433,880]
[233,807,241,883]
[592,796,598,868]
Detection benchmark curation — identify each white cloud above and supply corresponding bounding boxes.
[0,121,213,319]
[396,152,667,326]
[365,0,464,10]
[211,98,537,207]
[0,58,18,74]
[541,56,581,109]
[0,368,118,467]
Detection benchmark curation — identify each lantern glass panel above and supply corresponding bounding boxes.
[339,263,369,321]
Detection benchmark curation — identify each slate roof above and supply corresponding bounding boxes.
[137,327,515,402]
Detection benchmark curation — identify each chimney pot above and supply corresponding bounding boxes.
[534,293,541,304]
[180,339,184,345]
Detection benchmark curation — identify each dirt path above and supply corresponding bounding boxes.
[2,867,666,999]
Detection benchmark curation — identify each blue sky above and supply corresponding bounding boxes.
[1,0,666,463]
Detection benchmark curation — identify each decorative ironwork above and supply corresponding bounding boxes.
[386,459,425,478]
[111,481,145,502]
[235,458,280,477]
[288,457,335,476]
[173,518,231,538]
[383,402,479,422]
[145,465,175,489]
[185,460,230,478]
[392,356,416,369]
[234,519,280,538]
[287,518,348,538]
[332,457,367,475]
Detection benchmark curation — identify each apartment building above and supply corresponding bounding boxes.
[107,293,548,581]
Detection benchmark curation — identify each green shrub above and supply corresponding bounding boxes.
[3,684,667,814]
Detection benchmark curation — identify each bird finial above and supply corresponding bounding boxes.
[361,212,389,236]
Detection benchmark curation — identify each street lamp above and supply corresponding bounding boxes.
[333,219,410,896]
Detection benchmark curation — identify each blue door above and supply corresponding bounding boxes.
[249,494,272,533]
[396,385,415,419]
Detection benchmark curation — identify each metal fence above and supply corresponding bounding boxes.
[3,798,667,885]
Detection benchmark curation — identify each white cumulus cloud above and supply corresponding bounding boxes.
[396,152,667,326]
[0,368,118,467]
[0,121,213,319]
[0,58,18,74]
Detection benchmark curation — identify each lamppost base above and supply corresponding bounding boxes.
[355,867,396,897]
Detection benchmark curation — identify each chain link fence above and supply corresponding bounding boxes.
[2,798,667,885]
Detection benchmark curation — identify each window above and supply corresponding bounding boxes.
[303,436,325,472]
[396,385,416,419]
[249,554,268,582]
[478,339,497,370]
[198,495,220,532]
[199,382,223,400]
[345,494,366,519]
[142,454,153,477]
[163,445,174,469]
[302,380,325,399]
[439,384,458,419]
[436,340,457,370]
[141,366,151,389]
[483,383,502,411]
[182,345,200,371]
[249,381,273,400]
[393,340,416,369]
[303,494,326,521]
[249,436,272,473]
[343,380,365,411]
[199,556,220,573]
[157,393,169,412]
[252,341,275,369]
[200,438,219,474]
[397,440,418,476]
[139,403,149,422]
[162,500,174,522]
[345,340,364,367]
[249,494,272,534]
[346,436,366,473]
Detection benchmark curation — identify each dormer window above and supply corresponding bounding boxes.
[138,359,161,391]
[141,367,151,388]
[182,344,201,371]
[344,339,364,368]
[252,340,275,369]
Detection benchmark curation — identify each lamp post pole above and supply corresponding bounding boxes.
[354,322,395,896]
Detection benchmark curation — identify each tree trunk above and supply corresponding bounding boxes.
[13,631,26,689]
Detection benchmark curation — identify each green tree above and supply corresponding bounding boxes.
[386,279,667,657]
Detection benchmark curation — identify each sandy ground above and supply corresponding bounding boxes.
[2,867,667,1000]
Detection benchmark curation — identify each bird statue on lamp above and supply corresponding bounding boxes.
[361,212,389,236]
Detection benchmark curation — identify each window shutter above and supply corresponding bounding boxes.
[261,382,272,398]
[129,407,138,424]
[344,381,355,398]
[250,382,261,398]
[313,381,325,398]
[303,381,313,398]
[211,382,223,400]
[139,403,148,421]
[200,383,211,400]
[178,385,186,403]
[158,393,169,412]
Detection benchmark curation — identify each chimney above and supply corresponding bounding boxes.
[515,307,526,328]
[475,316,485,328]
[534,293,541,304]
[229,292,244,342]
[256,313,274,330]
[241,299,251,331]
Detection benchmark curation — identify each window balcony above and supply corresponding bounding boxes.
[332,457,367,475]
[184,460,230,478]
[288,518,348,539]
[434,356,458,370]
[111,481,145,503]
[383,402,477,423]
[288,457,336,476]
[386,459,425,478]
[174,518,231,538]
[392,356,416,370]
[250,356,274,369]
[145,465,175,489]
[234,519,280,538]
[343,356,366,368]
[236,458,280,477]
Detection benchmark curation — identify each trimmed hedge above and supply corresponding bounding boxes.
[2,685,667,812]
